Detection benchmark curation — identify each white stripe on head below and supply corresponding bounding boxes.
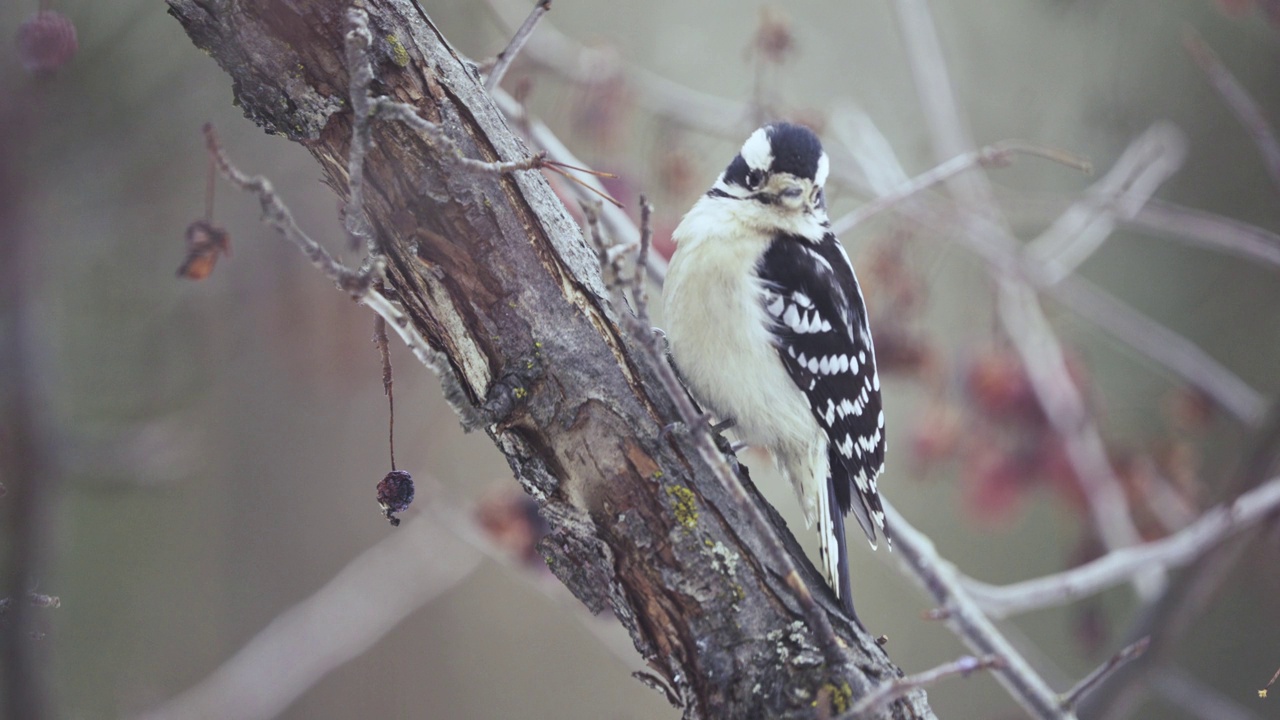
[740,126,773,171]
[710,174,751,198]
[814,152,829,188]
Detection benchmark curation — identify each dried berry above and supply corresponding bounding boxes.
[177,220,232,280]
[376,470,415,527]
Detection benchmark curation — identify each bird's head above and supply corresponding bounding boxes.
[711,122,829,217]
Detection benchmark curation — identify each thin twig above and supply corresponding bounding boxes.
[491,88,662,278]
[882,501,1075,720]
[482,0,750,134]
[838,654,1005,719]
[1026,123,1186,284]
[203,123,371,294]
[577,201,856,676]
[1184,29,1280,194]
[485,0,551,91]
[373,316,395,471]
[830,140,1092,236]
[963,475,1280,618]
[204,121,478,425]
[580,199,625,291]
[203,149,215,224]
[633,196,653,317]
[544,160,624,208]
[824,114,1258,432]
[366,96,545,176]
[1059,637,1149,710]
[1129,200,1280,271]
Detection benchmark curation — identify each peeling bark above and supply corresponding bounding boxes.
[165,2,936,717]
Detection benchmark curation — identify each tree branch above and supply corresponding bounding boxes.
[839,654,1005,720]
[484,0,551,91]
[1058,637,1148,711]
[165,2,929,717]
[882,502,1074,720]
[135,513,481,720]
[963,475,1280,617]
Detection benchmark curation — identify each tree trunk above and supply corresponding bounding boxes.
[165,2,935,717]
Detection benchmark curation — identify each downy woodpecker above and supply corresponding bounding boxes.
[662,122,887,621]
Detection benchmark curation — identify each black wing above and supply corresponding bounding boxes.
[756,231,887,543]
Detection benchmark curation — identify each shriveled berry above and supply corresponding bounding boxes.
[376,470,414,526]
[177,220,232,280]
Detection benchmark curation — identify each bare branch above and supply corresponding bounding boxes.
[885,0,1163,599]
[134,515,481,720]
[963,475,1280,618]
[883,501,1075,720]
[490,88,667,280]
[367,96,547,176]
[839,654,1005,720]
[485,0,551,91]
[205,120,486,428]
[891,0,982,192]
[998,281,1165,599]
[632,196,653,318]
[1059,637,1149,711]
[1185,29,1280,194]
[1129,200,1280,271]
[483,0,750,133]
[829,103,910,196]
[1026,123,1186,284]
[203,123,370,294]
[831,140,1091,237]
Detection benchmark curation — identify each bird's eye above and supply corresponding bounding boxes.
[810,187,824,207]
[744,169,764,190]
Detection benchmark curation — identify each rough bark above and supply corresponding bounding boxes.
[165,2,936,718]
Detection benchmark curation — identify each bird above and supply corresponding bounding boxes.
[661,122,887,623]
